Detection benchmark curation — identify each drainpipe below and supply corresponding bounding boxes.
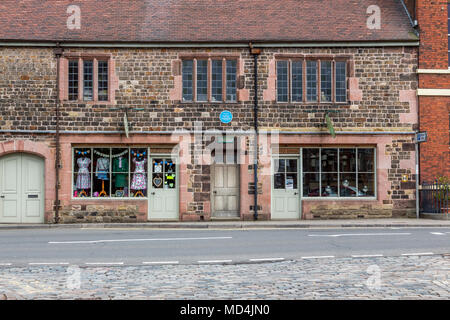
[249,43,261,220]
[53,43,63,224]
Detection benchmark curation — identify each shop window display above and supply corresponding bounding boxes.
[73,147,149,198]
[302,147,375,198]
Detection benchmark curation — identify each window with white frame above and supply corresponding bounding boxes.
[276,59,347,103]
[302,147,375,198]
[182,58,237,103]
[72,147,149,198]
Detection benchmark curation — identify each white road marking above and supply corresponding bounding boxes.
[301,255,335,259]
[197,260,232,264]
[431,232,445,235]
[401,252,434,256]
[351,254,384,258]
[249,258,285,262]
[48,236,233,244]
[85,262,124,266]
[142,261,179,265]
[0,263,12,266]
[28,262,69,266]
[308,233,411,238]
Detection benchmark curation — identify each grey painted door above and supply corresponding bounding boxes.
[148,156,178,220]
[212,164,239,217]
[271,157,301,220]
[0,154,45,223]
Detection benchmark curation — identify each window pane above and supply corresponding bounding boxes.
[197,60,208,101]
[111,148,129,197]
[339,148,356,172]
[335,61,347,102]
[340,173,357,197]
[320,61,332,102]
[303,148,320,172]
[212,60,223,102]
[358,148,375,172]
[277,61,288,102]
[358,173,375,197]
[182,60,193,102]
[274,173,285,189]
[131,148,148,197]
[98,60,108,101]
[226,60,237,102]
[68,60,79,101]
[303,173,320,197]
[322,173,338,197]
[164,159,176,189]
[275,159,285,173]
[286,173,298,190]
[306,61,317,101]
[73,148,92,197]
[93,148,111,197]
[321,148,338,172]
[286,159,298,173]
[83,60,93,101]
[292,61,303,102]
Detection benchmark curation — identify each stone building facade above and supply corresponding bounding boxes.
[0,0,420,223]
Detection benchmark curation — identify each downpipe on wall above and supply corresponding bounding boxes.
[250,43,261,220]
[53,44,63,224]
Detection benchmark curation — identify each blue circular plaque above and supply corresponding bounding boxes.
[220,110,233,124]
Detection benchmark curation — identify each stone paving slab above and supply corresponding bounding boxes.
[0,255,448,300]
[1,218,450,230]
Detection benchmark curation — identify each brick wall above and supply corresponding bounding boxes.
[417,0,450,182]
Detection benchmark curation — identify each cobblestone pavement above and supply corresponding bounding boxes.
[0,255,448,300]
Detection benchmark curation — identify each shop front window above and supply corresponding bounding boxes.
[73,147,149,198]
[302,147,375,198]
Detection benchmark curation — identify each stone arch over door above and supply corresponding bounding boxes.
[0,140,55,223]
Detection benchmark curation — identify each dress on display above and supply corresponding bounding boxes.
[76,157,91,189]
[113,156,128,188]
[95,158,110,180]
[131,158,147,190]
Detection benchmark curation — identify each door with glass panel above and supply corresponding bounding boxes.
[271,157,301,219]
[149,156,178,220]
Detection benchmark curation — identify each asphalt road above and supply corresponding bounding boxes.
[0,227,449,266]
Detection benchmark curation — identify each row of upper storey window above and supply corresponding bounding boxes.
[67,58,348,104]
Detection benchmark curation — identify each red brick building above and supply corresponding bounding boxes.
[412,0,450,181]
[0,1,420,223]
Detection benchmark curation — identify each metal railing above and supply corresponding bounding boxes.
[420,181,450,216]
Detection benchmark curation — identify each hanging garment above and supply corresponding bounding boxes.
[131,158,147,190]
[95,157,110,180]
[113,156,128,188]
[76,157,91,189]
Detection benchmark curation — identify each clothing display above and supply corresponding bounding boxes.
[113,156,128,188]
[95,157,110,180]
[131,158,147,190]
[76,157,91,190]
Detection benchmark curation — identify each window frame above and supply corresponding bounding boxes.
[181,57,238,103]
[65,55,112,103]
[71,146,150,200]
[300,147,377,200]
[276,58,349,104]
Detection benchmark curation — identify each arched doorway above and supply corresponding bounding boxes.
[0,153,45,223]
